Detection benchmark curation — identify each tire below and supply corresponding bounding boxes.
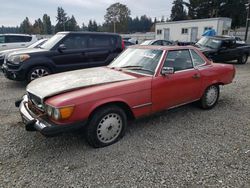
[85,105,127,148]
[199,85,220,109]
[27,66,51,82]
[238,54,248,64]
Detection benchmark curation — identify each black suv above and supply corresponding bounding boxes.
[2,32,124,82]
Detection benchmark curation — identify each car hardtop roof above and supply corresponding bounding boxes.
[0,33,33,37]
[57,31,121,36]
[130,45,197,51]
[205,36,235,41]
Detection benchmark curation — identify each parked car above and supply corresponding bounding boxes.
[0,39,48,66]
[141,39,173,46]
[196,36,250,64]
[221,35,246,44]
[17,45,235,148]
[124,40,135,47]
[2,32,124,82]
[0,34,38,51]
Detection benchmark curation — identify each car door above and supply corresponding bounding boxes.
[51,34,90,72]
[152,49,202,112]
[217,40,238,62]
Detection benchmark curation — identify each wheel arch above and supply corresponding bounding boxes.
[25,62,55,81]
[88,100,135,122]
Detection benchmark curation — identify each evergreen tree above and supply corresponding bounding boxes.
[20,17,33,34]
[33,18,43,34]
[55,7,68,32]
[66,15,79,31]
[42,14,52,34]
[88,20,98,31]
[171,0,187,21]
[81,23,88,31]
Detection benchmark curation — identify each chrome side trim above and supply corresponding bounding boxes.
[167,99,200,110]
[132,102,152,109]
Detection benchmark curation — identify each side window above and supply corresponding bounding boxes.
[89,35,113,48]
[23,36,32,42]
[152,40,162,46]
[190,50,205,67]
[162,41,171,46]
[62,35,88,50]
[164,50,193,72]
[5,36,31,43]
[0,36,5,43]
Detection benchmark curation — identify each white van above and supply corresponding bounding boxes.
[0,34,38,51]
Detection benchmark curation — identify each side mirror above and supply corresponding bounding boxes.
[58,44,66,52]
[161,67,174,75]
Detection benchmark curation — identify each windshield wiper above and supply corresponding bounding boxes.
[121,66,154,74]
[120,65,143,69]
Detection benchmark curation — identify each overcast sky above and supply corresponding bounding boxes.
[0,0,173,26]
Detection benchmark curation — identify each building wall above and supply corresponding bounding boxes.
[155,18,232,42]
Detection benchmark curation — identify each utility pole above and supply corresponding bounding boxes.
[245,0,250,41]
[113,21,116,33]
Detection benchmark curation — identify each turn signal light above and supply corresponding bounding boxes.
[59,106,75,120]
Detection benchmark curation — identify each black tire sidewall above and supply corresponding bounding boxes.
[86,105,127,148]
[27,66,51,82]
[200,85,220,109]
[238,54,248,64]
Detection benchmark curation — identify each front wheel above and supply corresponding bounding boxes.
[238,54,248,64]
[199,85,220,109]
[86,105,127,148]
[27,66,51,82]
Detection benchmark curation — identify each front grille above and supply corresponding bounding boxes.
[27,92,44,112]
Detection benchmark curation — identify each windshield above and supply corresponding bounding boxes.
[109,48,163,75]
[28,39,47,48]
[197,37,222,49]
[40,34,66,50]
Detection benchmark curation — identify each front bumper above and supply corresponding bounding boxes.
[1,63,26,81]
[19,95,86,137]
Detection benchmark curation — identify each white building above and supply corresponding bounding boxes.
[155,17,232,42]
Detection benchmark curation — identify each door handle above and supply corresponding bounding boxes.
[192,74,200,79]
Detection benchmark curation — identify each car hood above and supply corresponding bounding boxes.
[27,67,137,100]
[0,48,24,55]
[196,45,217,54]
[8,48,47,56]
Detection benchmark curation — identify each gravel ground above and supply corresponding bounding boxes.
[0,62,249,188]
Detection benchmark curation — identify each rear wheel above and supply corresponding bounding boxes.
[27,66,51,82]
[238,54,248,64]
[199,85,220,109]
[85,105,127,148]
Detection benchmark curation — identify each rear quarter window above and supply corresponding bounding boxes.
[89,35,117,48]
[5,36,32,43]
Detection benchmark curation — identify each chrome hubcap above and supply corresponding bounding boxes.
[206,86,218,106]
[97,113,122,144]
[30,69,49,80]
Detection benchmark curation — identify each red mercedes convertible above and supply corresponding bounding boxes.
[18,45,235,147]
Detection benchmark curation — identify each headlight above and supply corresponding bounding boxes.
[45,104,74,120]
[8,54,30,64]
